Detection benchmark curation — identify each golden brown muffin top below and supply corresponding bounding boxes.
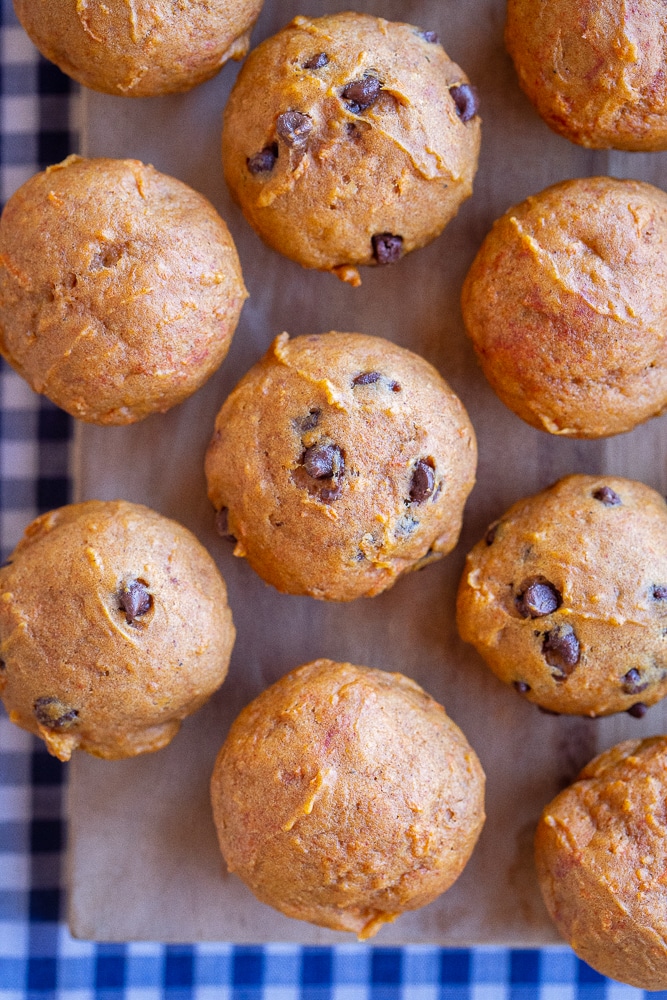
[211,659,485,938]
[223,12,480,282]
[206,331,476,600]
[13,0,264,96]
[506,0,667,150]
[0,156,247,424]
[0,500,235,760]
[457,474,667,716]
[462,176,667,437]
[536,736,667,989]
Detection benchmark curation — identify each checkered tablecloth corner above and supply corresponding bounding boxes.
[0,0,666,996]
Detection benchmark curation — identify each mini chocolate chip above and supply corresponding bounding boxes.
[513,680,531,694]
[303,52,328,69]
[34,697,78,731]
[119,579,152,624]
[653,585,667,600]
[0,659,5,670]
[353,371,382,386]
[320,482,343,503]
[621,668,649,694]
[593,485,621,506]
[247,143,278,174]
[276,111,312,149]
[542,626,580,679]
[516,576,562,618]
[298,408,321,431]
[372,233,403,265]
[342,76,382,113]
[303,443,343,479]
[419,30,440,43]
[450,84,479,122]
[485,521,500,546]
[410,458,435,504]
[628,702,648,718]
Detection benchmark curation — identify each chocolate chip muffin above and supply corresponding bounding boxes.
[506,0,667,150]
[205,331,477,601]
[222,12,480,285]
[456,475,667,717]
[0,500,235,761]
[13,0,264,97]
[535,736,667,990]
[461,177,667,438]
[211,659,485,939]
[0,156,247,424]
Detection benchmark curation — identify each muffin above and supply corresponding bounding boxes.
[205,331,477,601]
[222,12,480,285]
[0,500,235,761]
[535,736,667,990]
[461,177,667,438]
[13,0,264,97]
[211,659,485,939]
[456,475,667,717]
[0,156,247,424]
[506,0,667,150]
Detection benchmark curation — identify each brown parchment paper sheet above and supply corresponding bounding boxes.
[66,0,667,944]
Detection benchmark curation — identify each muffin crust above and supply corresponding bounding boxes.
[206,331,477,600]
[0,156,247,424]
[211,659,485,938]
[13,0,264,97]
[222,12,480,284]
[457,475,667,717]
[0,500,235,760]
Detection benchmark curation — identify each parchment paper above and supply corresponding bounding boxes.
[67,0,667,943]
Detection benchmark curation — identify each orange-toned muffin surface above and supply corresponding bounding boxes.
[0,501,235,761]
[462,177,667,438]
[535,737,667,989]
[457,475,667,717]
[0,156,247,424]
[506,0,667,150]
[211,659,485,938]
[205,331,477,601]
[13,0,264,96]
[222,12,480,285]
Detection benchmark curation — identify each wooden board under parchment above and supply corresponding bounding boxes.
[66,0,667,943]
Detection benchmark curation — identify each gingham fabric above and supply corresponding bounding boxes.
[0,3,666,997]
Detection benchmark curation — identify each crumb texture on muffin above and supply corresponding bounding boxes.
[205,331,477,600]
[462,177,667,438]
[211,659,485,938]
[0,156,247,424]
[13,0,264,96]
[0,500,235,760]
[456,474,667,717]
[506,0,667,150]
[222,12,480,282]
[535,736,667,989]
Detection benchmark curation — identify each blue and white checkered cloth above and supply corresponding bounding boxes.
[0,2,666,995]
